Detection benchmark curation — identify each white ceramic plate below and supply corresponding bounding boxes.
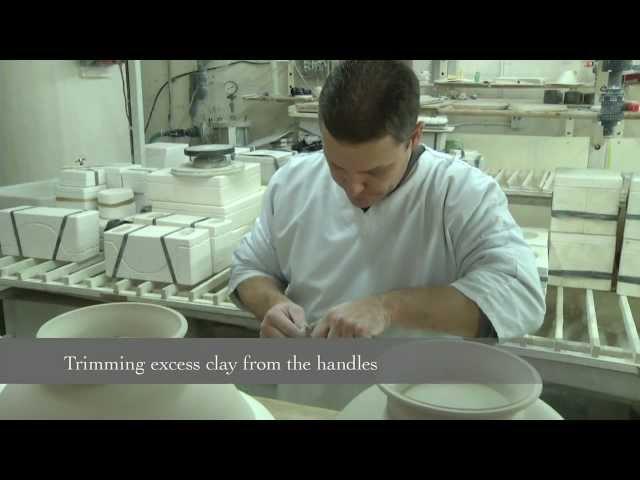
[0,385,274,420]
[241,392,275,420]
[335,386,563,420]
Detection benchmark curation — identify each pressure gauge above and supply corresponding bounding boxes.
[224,81,239,96]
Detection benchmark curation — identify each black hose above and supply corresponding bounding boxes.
[144,61,271,134]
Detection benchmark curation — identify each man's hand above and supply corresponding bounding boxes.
[311,296,391,338]
[261,301,308,338]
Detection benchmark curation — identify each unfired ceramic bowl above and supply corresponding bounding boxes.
[0,303,261,420]
[377,340,543,420]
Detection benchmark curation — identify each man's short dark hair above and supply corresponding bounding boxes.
[319,60,420,144]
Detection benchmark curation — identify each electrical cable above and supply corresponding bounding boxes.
[119,63,131,124]
[122,62,135,163]
[144,60,270,134]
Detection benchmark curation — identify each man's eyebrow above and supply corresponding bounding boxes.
[328,158,393,172]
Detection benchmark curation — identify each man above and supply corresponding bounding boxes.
[229,60,545,408]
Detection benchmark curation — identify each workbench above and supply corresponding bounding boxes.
[255,396,337,420]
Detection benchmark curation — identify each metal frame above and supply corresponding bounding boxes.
[127,60,146,165]
[0,255,258,332]
[499,285,640,401]
[505,286,640,364]
[485,168,555,198]
[1,251,638,399]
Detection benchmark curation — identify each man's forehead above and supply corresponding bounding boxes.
[322,127,402,169]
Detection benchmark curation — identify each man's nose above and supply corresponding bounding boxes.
[346,180,365,197]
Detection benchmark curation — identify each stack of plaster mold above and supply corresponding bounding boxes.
[144,148,265,275]
[56,167,106,210]
[234,150,292,185]
[130,213,247,274]
[144,143,190,169]
[548,168,622,291]
[617,174,640,297]
[105,165,157,212]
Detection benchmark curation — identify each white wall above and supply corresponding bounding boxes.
[0,61,131,186]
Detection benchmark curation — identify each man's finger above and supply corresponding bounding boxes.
[287,304,307,330]
[340,321,354,338]
[260,324,286,338]
[271,313,306,338]
[311,321,330,338]
[327,322,340,339]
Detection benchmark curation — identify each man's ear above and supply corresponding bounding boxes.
[411,122,424,148]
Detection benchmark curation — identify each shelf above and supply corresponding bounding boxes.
[289,105,640,120]
[440,106,640,120]
[422,126,454,133]
[243,94,314,103]
[433,80,594,91]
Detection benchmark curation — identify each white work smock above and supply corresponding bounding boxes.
[229,146,545,410]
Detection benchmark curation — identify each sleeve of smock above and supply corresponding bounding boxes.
[446,166,546,340]
[228,178,287,311]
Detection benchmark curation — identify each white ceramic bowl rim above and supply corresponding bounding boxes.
[377,340,542,416]
[36,302,188,339]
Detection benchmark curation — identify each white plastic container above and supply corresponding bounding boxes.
[551,168,622,236]
[144,143,189,169]
[151,187,265,230]
[60,167,106,187]
[56,184,105,210]
[103,224,212,286]
[235,150,292,185]
[146,162,261,206]
[98,188,136,220]
[0,206,99,262]
[548,231,616,291]
[624,174,640,241]
[617,238,640,297]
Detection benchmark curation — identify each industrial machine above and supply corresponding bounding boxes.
[598,60,632,137]
[170,144,242,177]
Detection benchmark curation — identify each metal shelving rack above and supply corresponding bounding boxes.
[0,251,638,401]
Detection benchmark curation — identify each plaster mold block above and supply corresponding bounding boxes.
[60,167,106,187]
[551,168,622,236]
[0,206,99,262]
[548,231,616,291]
[146,163,261,206]
[103,224,212,286]
[235,150,293,185]
[98,188,136,220]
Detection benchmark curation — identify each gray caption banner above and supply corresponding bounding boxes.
[0,338,540,385]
